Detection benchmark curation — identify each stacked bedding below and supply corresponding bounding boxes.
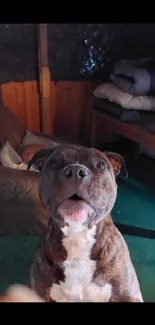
[93,57,155,123]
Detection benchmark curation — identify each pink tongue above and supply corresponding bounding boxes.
[66,211,87,222]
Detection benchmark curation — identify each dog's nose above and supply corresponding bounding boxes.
[77,167,88,179]
[63,165,88,179]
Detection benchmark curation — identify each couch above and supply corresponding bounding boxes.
[0,103,69,236]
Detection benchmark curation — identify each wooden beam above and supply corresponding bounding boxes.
[38,24,53,135]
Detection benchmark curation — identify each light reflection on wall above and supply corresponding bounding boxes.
[80,42,96,75]
[78,24,124,79]
[80,40,106,76]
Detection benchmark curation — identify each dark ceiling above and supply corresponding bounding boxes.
[0,23,155,83]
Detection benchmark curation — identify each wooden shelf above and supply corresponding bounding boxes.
[90,108,155,151]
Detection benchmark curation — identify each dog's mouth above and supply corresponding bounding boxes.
[57,193,95,229]
[68,194,83,201]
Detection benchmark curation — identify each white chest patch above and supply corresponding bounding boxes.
[50,225,112,302]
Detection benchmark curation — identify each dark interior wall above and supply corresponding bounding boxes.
[0,24,37,84]
[0,23,155,83]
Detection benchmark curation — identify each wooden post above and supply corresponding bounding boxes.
[38,24,53,135]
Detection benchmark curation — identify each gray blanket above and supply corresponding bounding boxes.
[110,58,155,96]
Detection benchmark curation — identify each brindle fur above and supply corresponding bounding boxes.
[28,145,143,302]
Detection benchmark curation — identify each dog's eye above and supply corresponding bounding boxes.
[96,160,106,170]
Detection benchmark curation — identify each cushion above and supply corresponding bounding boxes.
[0,141,22,166]
[0,104,25,149]
[17,144,48,161]
[20,130,59,147]
[93,82,155,111]
[0,142,37,171]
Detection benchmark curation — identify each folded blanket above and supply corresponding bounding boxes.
[110,58,155,96]
[94,98,140,123]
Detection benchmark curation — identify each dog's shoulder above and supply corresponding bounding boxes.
[91,216,133,280]
[91,217,142,301]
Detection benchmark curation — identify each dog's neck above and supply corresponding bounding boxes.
[44,215,114,264]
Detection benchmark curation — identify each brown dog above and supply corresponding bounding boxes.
[28,144,143,302]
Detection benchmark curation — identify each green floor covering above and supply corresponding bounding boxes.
[0,177,155,302]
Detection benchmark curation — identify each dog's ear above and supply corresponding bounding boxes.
[104,151,128,178]
[27,148,56,172]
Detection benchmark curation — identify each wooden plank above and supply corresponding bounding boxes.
[52,81,97,144]
[1,81,40,132]
[38,24,53,135]
[24,81,40,132]
[1,82,27,128]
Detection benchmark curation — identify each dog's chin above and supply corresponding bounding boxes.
[56,199,95,231]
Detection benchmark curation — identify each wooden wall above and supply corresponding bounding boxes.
[1,81,40,133]
[1,80,97,144]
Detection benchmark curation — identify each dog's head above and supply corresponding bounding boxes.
[28,145,127,231]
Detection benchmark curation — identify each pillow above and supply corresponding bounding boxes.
[0,141,22,166]
[20,130,59,147]
[17,144,48,161]
[0,142,37,172]
[110,58,155,96]
[110,58,151,96]
[93,82,155,111]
